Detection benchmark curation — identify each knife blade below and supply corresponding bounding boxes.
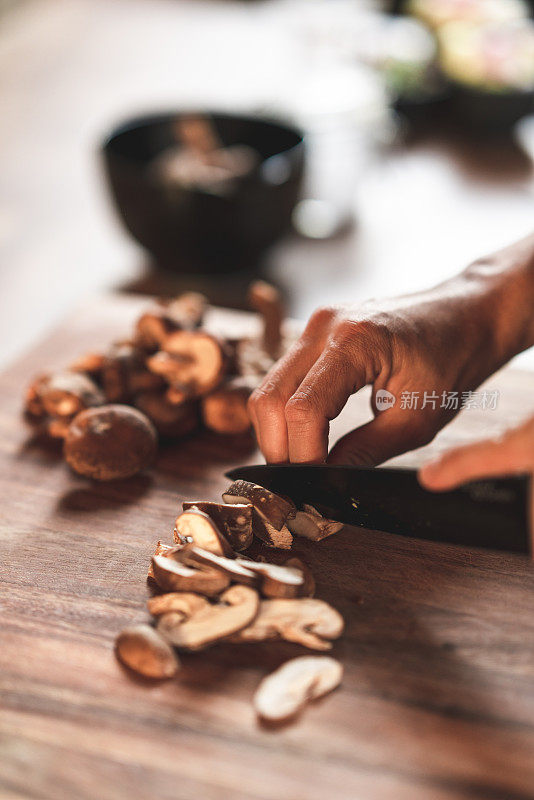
[225,464,531,554]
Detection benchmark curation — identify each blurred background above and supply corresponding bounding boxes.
[1,0,534,371]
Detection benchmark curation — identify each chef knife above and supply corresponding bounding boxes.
[225,464,531,554]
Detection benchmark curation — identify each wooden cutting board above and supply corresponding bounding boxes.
[2,295,534,800]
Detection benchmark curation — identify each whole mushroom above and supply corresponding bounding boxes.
[64,404,157,480]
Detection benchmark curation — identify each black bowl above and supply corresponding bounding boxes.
[101,111,305,273]
[450,83,534,135]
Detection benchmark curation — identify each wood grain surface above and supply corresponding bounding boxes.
[1,296,534,800]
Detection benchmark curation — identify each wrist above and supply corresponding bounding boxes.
[462,233,534,367]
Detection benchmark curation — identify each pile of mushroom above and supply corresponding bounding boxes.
[115,480,345,723]
[23,283,287,480]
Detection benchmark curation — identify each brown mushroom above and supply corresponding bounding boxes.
[201,377,253,435]
[222,480,295,531]
[287,505,344,542]
[101,343,162,402]
[173,509,233,557]
[285,557,316,598]
[134,392,199,438]
[248,280,284,359]
[157,584,259,650]
[147,541,179,580]
[134,293,207,351]
[160,330,227,396]
[231,597,344,651]
[24,374,49,419]
[147,592,210,618]
[182,501,253,552]
[178,544,258,586]
[63,404,157,480]
[251,512,293,550]
[151,552,229,597]
[68,352,106,377]
[253,656,343,723]
[235,559,304,599]
[39,371,104,418]
[115,624,180,679]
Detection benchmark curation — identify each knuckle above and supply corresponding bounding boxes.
[249,385,284,418]
[306,305,337,331]
[284,394,317,426]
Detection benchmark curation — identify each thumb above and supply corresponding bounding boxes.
[327,410,431,466]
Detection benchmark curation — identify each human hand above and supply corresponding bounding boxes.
[249,234,534,465]
[248,286,495,464]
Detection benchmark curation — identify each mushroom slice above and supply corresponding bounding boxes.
[287,505,344,542]
[160,585,259,650]
[285,557,316,598]
[40,371,104,417]
[135,293,207,351]
[147,540,176,580]
[151,553,229,597]
[173,509,233,557]
[251,512,293,550]
[178,545,258,586]
[254,656,343,723]
[231,598,344,651]
[247,280,284,359]
[160,331,227,396]
[182,501,253,552]
[201,377,253,435]
[222,480,295,531]
[115,624,180,679]
[235,559,304,599]
[147,592,209,617]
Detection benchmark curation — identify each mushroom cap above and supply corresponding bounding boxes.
[64,404,157,480]
[254,656,343,722]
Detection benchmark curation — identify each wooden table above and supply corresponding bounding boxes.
[2,296,534,800]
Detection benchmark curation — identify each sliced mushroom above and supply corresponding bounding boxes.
[147,540,176,580]
[285,557,316,598]
[182,501,253,552]
[254,656,343,723]
[101,343,144,402]
[247,281,284,359]
[251,511,293,550]
[115,624,180,679]
[158,584,259,650]
[222,480,295,531]
[40,371,104,418]
[201,377,253,435]
[287,505,344,542]
[159,330,227,396]
[178,545,258,586]
[147,592,209,617]
[136,293,207,351]
[173,509,233,557]
[231,598,344,651]
[134,392,199,437]
[151,552,229,597]
[235,559,304,599]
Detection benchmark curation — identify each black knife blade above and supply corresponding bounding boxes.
[225,465,531,554]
